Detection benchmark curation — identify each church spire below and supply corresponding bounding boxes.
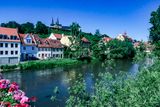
[56,18,59,25]
[50,17,54,26]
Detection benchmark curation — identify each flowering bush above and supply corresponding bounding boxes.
[0,75,36,107]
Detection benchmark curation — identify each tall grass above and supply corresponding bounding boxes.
[19,59,80,70]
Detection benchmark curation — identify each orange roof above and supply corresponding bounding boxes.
[81,37,90,43]
[0,27,19,37]
[54,34,62,39]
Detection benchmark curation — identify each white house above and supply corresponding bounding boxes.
[19,34,38,61]
[0,27,21,65]
[33,35,64,60]
[60,35,73,47]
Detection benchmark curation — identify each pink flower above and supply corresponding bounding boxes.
[8,82,19,93]
[20,96,29,104]
[13,90,25,101]
[14,103,29,107]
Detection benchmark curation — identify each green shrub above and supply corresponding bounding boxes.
[65,59,160,107]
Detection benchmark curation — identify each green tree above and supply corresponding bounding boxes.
[20,22,34,33]
[35,21,48,34]
[95,29,101,37]
[70,22,80,37]
[0,21,21,30]
[149,6,160,43]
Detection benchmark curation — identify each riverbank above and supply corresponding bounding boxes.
[0,59,81,72]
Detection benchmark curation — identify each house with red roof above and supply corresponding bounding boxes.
[49,33,62,40]
[81,37,90,48]
[0,27,21,65]
[102,37,112,43]
[19,34,38,61]
[33,35,64,60]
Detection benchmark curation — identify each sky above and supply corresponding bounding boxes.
[0,0,160,41]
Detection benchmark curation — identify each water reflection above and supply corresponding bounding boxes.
[3,59,139,107]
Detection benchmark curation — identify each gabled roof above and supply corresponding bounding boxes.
[54,34,62,39]
[103,37,112,42]
[0,27,20,42]
[19,34,36,46]
[0,27,19,37]
[81,37,90,43]
[33,35,63,48]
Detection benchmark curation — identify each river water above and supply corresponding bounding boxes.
[3,59,139,107]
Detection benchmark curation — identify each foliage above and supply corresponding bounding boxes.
[0,65,18,72]
[0,21,21,30]
[34,21,48,34]
[65,58,160,107]
[19,59,80,70]
[105,39,135,59]
[20,22,34,33]
[95,29,101,37]
[149,6,160,43]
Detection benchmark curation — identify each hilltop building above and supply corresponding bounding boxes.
[50,18,71,31]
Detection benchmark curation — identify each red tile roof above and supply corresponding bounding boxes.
[81,37,90,43]
[103,37,112,42]
[54,34,62,39]
[33,35,63,48]
[0,27,19,37]
[0,27,20,42]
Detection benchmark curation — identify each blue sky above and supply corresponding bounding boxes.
[0,0,160,41]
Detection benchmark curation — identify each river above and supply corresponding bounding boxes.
[3,59,139,107]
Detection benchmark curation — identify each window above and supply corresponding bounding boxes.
[32,47,34,50]
[15,43,18,48]
[23,47,26,50]
[0,43,3,47]
[38,48,40,51]
[5,43,8,48]
[42,48,44,51]
[26,39,31,43]
[5,51,8,55]
[39,54,40,57]
[15,51,18,55]
[53,48,55,52]
[11,51,14,55]
[11,43,14,48]
[45,54,47,57]
[45,48,47,51]
[0,51,3,55]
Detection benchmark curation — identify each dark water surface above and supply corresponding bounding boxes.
[3,59,139,107]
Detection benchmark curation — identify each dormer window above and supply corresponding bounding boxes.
[26,38,31,43]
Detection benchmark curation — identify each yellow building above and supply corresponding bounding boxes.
[60,35,72,47]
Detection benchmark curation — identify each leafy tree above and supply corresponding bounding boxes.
[0,21,21,30]
[0,23,6,27]
[95,29,101,37]
[105,39,135,59]
[149,6,160,43]
[20,22,34,33]
[35,21,48,34]
[70,22,80,37]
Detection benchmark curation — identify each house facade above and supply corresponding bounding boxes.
[19,34,38,61]
[0,27,21,65]
[34,35,64,60]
